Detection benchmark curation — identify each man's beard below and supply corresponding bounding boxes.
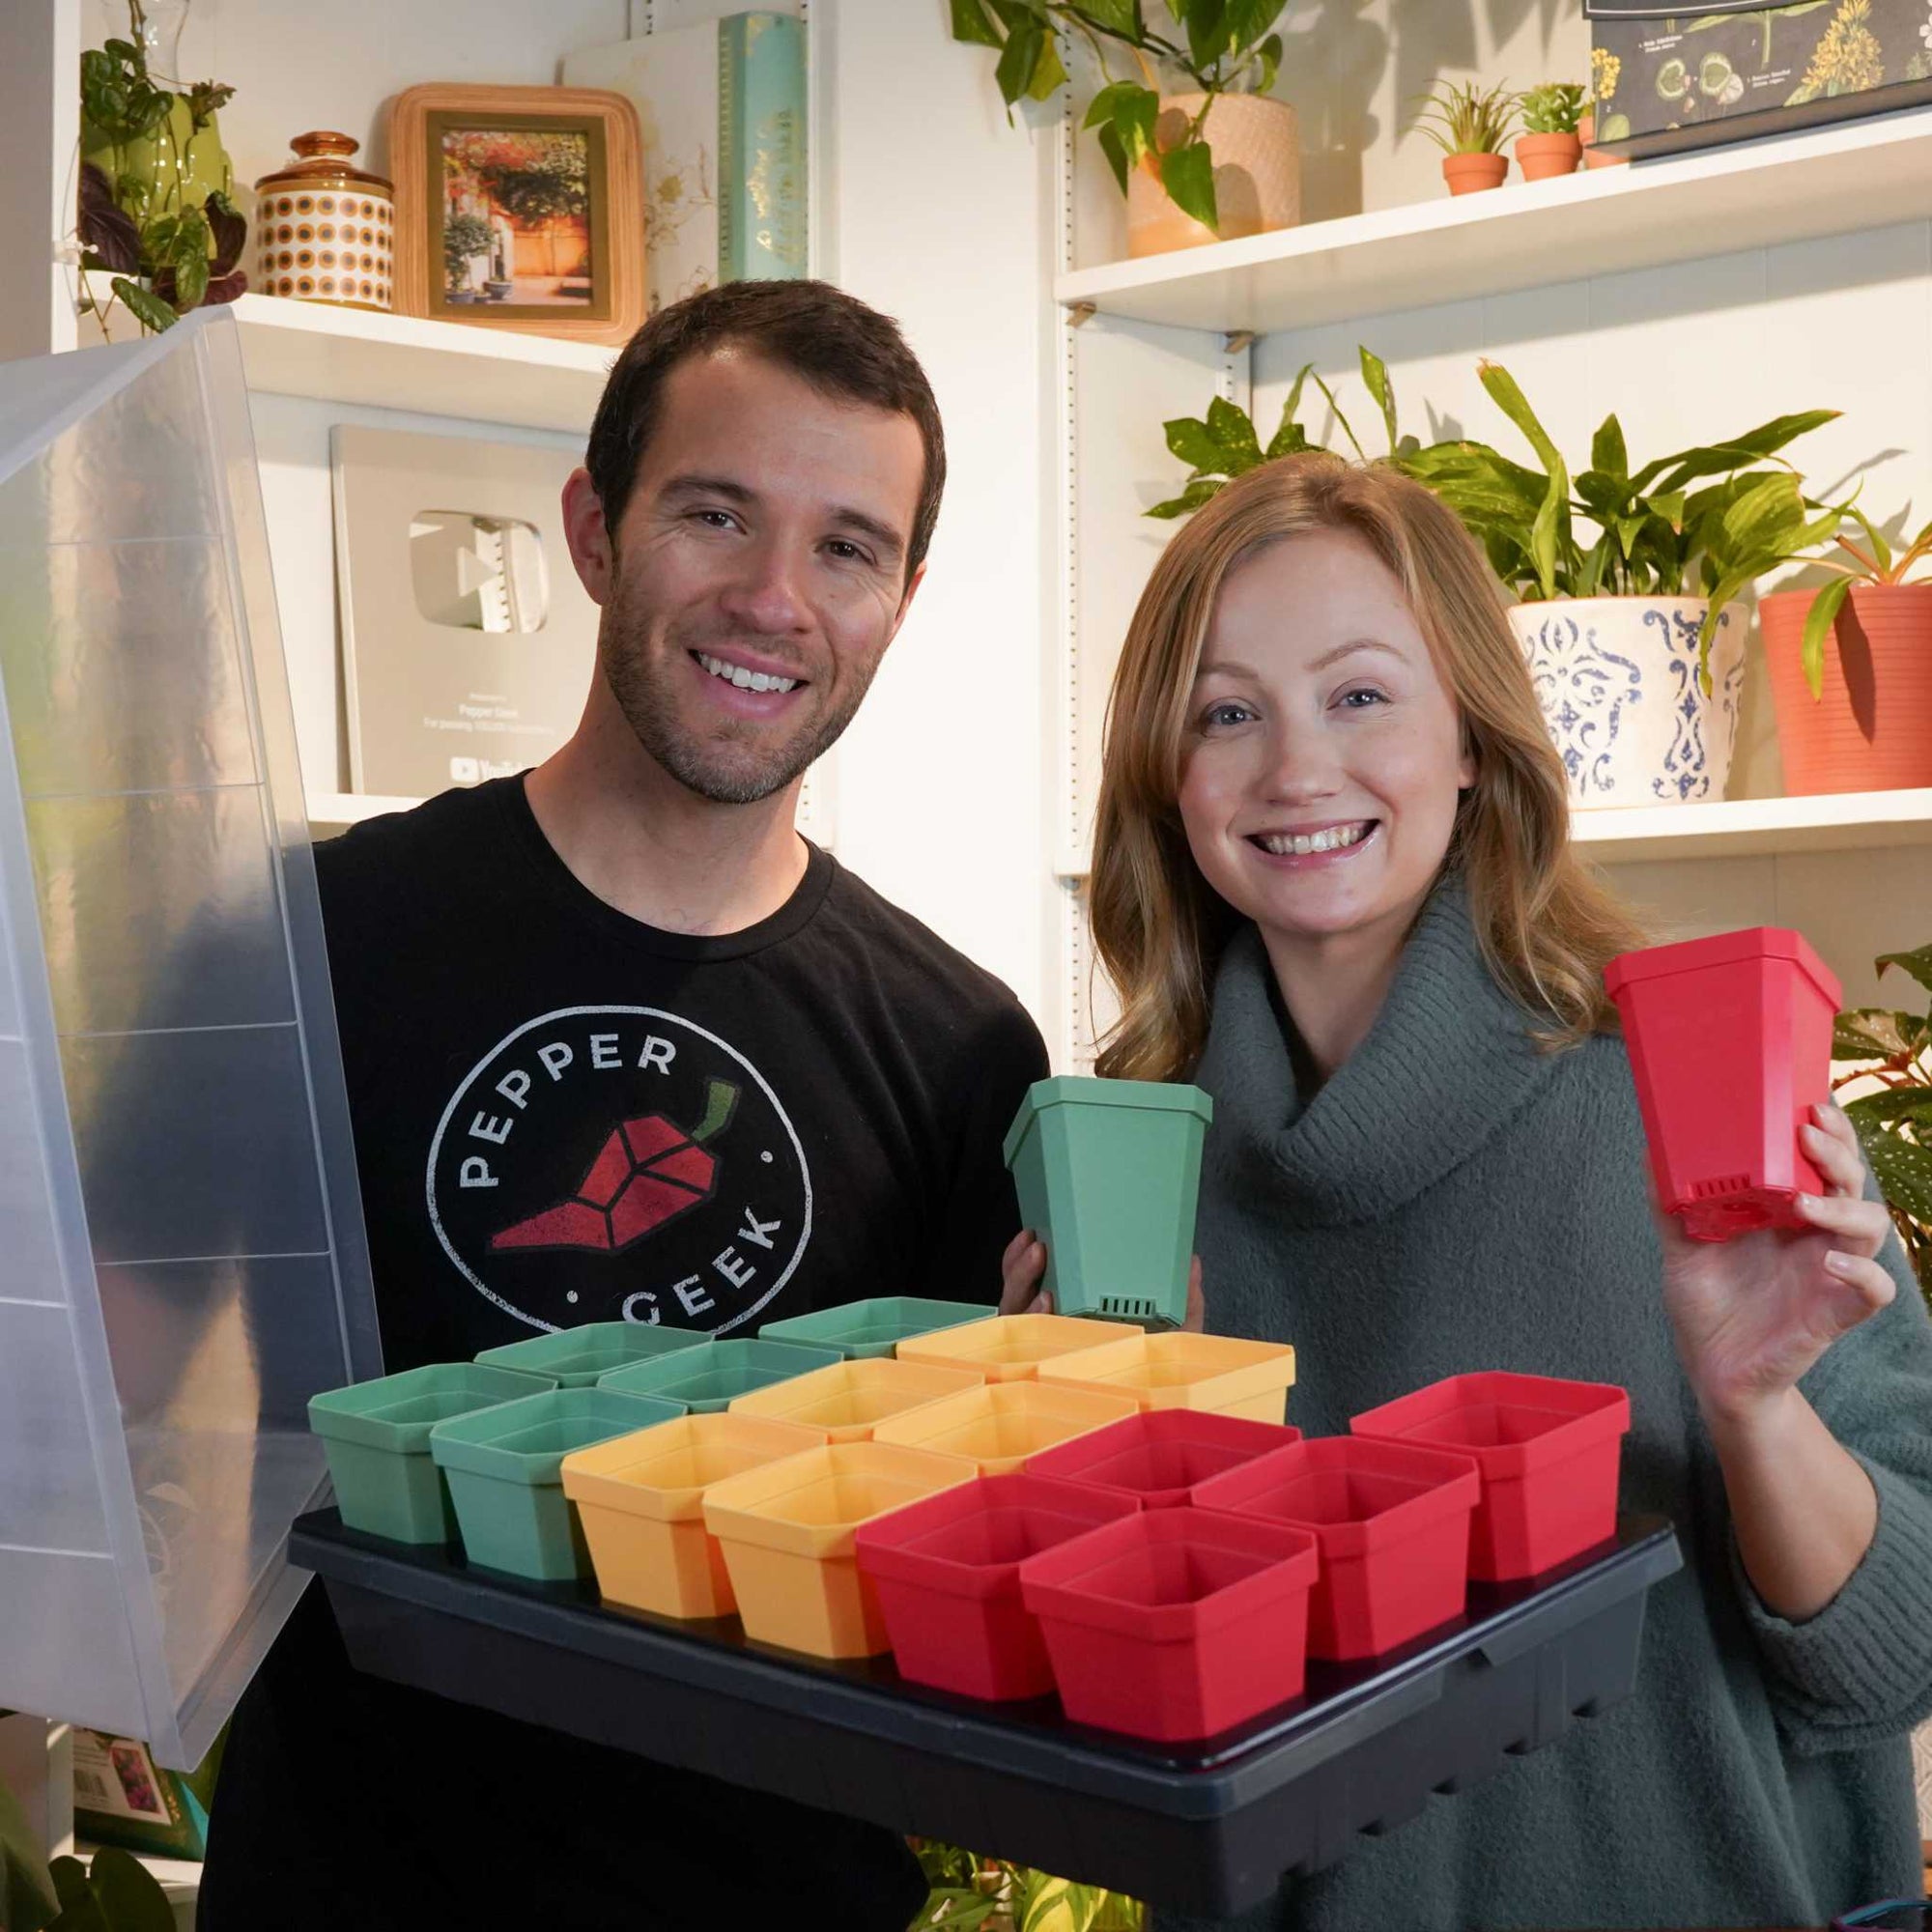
[599,599,879,807]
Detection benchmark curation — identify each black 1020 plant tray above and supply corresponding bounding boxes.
[290,1509,1681,1916]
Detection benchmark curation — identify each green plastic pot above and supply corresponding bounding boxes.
[1002,1077,1213,1329]
[307,1362,554,1545]
[599,1338,842,1412]
[757,1297,992,1361]
[429,1387,686,1580]
[475,1321,710,1388]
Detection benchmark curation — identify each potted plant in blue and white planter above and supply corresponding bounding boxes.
[1407,365,1840,809]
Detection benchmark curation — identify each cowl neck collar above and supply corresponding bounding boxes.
[1195,875,1554,1227]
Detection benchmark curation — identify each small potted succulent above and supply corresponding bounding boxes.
[1415,77,1518,195]
[1756,505,1932,794]
[950,0,1299,259]
[1517,82,1585,181]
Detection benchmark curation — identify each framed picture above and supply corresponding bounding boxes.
[388,83,645,345]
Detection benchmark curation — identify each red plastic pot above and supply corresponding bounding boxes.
[1192,1436,1479,1662]
[1350,1372,1631,1581]
[1024,1409,1300,1510]
[1760,583,1932,795]
[1605,927,1841,1241]
[854,1474,1140,1701]
[1018,1507,1319,1741]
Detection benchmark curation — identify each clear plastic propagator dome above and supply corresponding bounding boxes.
[0,307,381,1769]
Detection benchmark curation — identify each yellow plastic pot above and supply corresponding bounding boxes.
[701,1440,978,1657]
[870,1379,1138,1476]
[1039,1331,1297,1424]
[561,1412,827,1619]
[726,1356,982,1443]
[896,1312,1142,1384]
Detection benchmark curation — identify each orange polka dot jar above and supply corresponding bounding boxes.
[254,130,393,312]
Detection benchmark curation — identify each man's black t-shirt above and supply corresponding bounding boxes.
[322,777,1045,1364]
[198,778,1048,1932]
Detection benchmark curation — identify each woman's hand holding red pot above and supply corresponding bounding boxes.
[1658,1102,1896,1428]
[998,1231,1207,1332]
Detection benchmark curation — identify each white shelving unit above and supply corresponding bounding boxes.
[232,293,612,435]
[1057,104,1932,335]
[1052,95,1932,1060]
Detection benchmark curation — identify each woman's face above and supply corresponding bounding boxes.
[1177,527,1475,953]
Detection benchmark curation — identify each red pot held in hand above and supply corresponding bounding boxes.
[1605,928,1841,1242]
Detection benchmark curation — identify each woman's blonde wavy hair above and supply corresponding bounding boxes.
[1091,451,1647,1084]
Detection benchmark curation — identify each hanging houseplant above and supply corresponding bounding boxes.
[73,3,246,336]
[950,1,1300,258]
[1756,506,1932,795]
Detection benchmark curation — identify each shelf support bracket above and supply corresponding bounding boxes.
[1065,302,1097,327]
[1223,329,1255,356]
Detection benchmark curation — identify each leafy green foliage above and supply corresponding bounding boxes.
[949,0,1291,230]
[1147,346,1406,517]
[45,1849,178,1932]
[0,1772,61,1932]
[1405,364,1836,687]
[74,12,245,334]
[1519,81,1585,134]
[1770,505,1932,698]
[912,1839,1144,1931]
[1412,77,1519,155]
[1836,948,1932,1296]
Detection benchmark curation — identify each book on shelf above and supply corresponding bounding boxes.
[565,13,809,316]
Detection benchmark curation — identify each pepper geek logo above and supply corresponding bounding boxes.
[427,1007,813,1333]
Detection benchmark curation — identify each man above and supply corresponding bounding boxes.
[199,279,1047,1931]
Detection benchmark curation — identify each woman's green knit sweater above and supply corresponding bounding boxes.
[1166,882,1932,1932]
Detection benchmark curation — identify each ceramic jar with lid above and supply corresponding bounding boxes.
[254,131,394,310]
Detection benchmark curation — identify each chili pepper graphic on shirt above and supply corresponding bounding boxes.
[426,1007,812,1334]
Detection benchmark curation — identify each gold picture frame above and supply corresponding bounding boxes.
[388,82,645,347]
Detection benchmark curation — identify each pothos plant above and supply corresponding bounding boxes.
[913,1837,1144,1931]
[74,11,245,336]
[1833,946,1932,1299]
[1148,345,1411,519]
[949,0,1290,233]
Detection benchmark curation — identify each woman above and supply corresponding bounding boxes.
[1002,454,1932,1930]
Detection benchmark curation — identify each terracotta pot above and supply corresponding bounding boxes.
[1578,110,1594,144]
[1516,131,1581,181]
[1126,94,1301,258]
[1442,153,1509,196]
[1759,583,1932,794]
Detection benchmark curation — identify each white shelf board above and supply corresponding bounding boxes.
[1573,787,1932,864]
[1057,105,1932,335]
[306,790,420,835]
[232,294,611,432]
[1054,789,1932,879]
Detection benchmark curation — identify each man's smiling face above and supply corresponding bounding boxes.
[593,346,927,804]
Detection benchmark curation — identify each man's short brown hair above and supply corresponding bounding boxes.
[584,279,947,585]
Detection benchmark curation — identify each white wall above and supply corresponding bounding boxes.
[39,0,1066,1024]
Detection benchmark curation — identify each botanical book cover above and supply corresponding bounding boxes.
[564,14,808,315]
[1589,0,1932,157]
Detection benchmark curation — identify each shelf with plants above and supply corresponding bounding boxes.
[1053,101,1932,335]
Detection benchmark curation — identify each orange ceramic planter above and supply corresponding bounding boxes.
[726,1356,982,1442]
[1516,132,1580,180]
[1759,583,1932,794]
[871,1379,1138,1475]
[1038,1332,1296,1425]
[896,1312,1144,1384]
[702,1440,978,1657]
[1442,153,1508,195]
[560,1412,826,1619]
